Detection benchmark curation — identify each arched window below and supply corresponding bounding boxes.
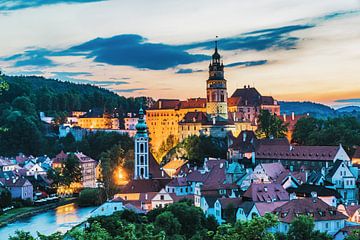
[140,143,144,152]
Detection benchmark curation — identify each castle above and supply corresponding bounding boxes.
[146,41,280,154]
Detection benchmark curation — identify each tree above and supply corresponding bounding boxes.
[0,186,12,208]
[9,230,35,240]
[78,188,106,207]
[37,232,64,240]
[213,213,278,240]
[62,153,82,187]
[345,229,360,240]
[256,110,288,138]
[154,211,182,236]
[287,215,332,240]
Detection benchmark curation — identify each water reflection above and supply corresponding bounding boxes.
[0,203,95,239]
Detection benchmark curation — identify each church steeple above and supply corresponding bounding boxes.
[206,38,228,120]
[134,108,149,179]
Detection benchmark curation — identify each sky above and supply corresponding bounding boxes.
[0,0,359,108]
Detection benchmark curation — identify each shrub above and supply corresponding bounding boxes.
[78,188,106,207]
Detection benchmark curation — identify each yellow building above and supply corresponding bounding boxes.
[77,108,119,129]
[146,98,206,152]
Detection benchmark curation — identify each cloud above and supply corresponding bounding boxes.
[112,88,147,93]
[175,68,204,74]
[59,34,209,70]
[225,60,268,68]
[0,24,313,70]
[182,24,314,51]
[0,0,106,11]
[2,48,57,67]
[335,98,360,103]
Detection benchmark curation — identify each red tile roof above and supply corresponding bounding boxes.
[255,145,340,161]
[255,201,287,216]
[167,177,189,187]
[243,183,289,202]
[274,198,347,223]
[149,98,206,110]
[218,197,243,209]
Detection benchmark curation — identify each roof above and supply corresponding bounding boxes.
[259,163,286,181]
[0,158,16,167]
[261,96,275,105]
[74,152,97,164]
[344,204,360,217]
[149,153,169,179]
[1,177,32,187]
[352,147,360,159]
[230,87,262,106]
[218,197,242,209]
[169,194,194,203]
[228,130,256,152]
[243,183,289,202]
[287,184,342,199]
[149,98,206,110]
[274,198,347,223]
[255,145,340,161]
[203,195,219,208]
[121,179,171,194]
[238,201,255,215]
[167,177,189,187]
[179,111,208,124]
[327,160,344,178]
[255,201,287,216]
[81,108,105,118]
[163,159,188,171]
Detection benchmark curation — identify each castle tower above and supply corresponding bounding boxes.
[206,40,228,120]
[134,108,149,179]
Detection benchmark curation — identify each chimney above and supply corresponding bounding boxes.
[243,132,247,142]
[159,100,162,109]
[283,113,286,122]
[145,193,148,200]
[212,117,216,125]
[291,112,295,121]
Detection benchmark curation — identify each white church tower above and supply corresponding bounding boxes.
[134,108,149,179]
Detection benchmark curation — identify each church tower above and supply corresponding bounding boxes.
[206,40,228,120]
[134,108,149,179]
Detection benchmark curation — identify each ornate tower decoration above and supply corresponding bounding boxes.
[206,38,228,120]
[134,108,149,179]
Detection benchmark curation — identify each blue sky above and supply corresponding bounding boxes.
[0,0,359,108]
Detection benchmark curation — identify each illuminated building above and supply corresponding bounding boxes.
[77,108,119,129]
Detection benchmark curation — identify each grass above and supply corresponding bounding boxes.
[0,207,35,223]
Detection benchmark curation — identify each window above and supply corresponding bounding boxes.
[160,195,164,200]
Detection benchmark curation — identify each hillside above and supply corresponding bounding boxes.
[279,101,336,118]
[0,74,148,115]
[336,105,360,113]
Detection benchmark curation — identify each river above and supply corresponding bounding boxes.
[0,203,96,239]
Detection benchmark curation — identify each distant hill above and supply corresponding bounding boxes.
[0,74,149,115]
[279,101,336,118]
[336,106,360,113]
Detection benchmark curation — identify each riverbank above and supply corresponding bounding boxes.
[0,198,77,228]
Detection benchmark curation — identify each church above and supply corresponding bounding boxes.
[146,42,280,153]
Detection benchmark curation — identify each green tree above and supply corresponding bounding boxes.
[37,232,64,240]
[8,230,35,240]
[154,212,182,236]
[287,215,332,240]
[78,188,106,207]
[256,110,288,138]
[62,153,82,187]
[345,229,360,240]
[0,186,12,208]
[213,213,278,240]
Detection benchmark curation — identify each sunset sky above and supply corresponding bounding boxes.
[0,0,359,108]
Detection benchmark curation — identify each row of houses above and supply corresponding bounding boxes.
[92,109,360,239]
[0,151,97,203]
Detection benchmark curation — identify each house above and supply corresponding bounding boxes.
[200,195,218,217]
[243,163,287,189]
[227,130,256,162]
[214,197,242,224]
[165,177,192,196]
[326,160,358,204]
[255,144,351,171]
[243,183,289,202]
[1,177,33,201]
[24,162,47,176]
[273,198,347,235]
[287,184,342,207]
[337,204,360,224]
[0,158,18,172]
[236,201,259,221]
[334,225,360,240]
[151,189,174,209]
[91,197,124,217]
[162,159,188,178]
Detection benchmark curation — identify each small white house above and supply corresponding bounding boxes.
[236,201,259,221]
[91,198,124,217]
[151,189,173,209]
